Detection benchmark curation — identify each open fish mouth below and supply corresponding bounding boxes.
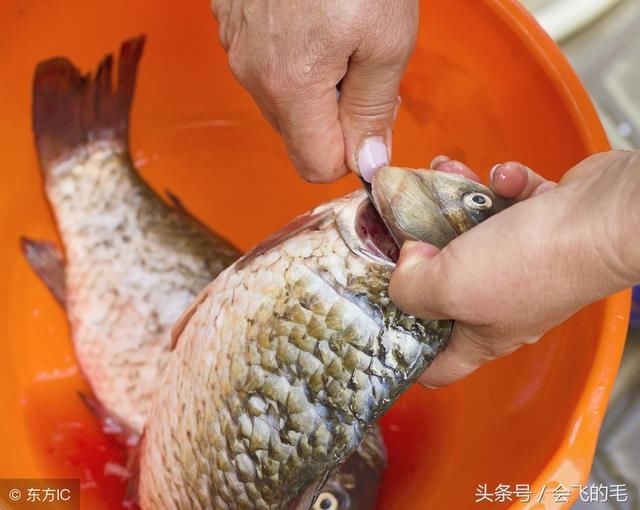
[354,200,401,263]
[363,166,508,253]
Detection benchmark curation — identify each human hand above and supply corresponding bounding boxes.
[391,151,640,387]
[211,0,418,183]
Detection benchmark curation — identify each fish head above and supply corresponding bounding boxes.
[344,167,509,265]
[371,166,510,249]
[312,475,376,510]
[310,426,386,510]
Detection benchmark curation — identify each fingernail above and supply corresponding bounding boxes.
[431,155,450,169]
[397,241,439,271]
[489,163,505,186]
[357,136,389,183]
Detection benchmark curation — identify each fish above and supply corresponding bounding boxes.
[138,171,509,505]
[26,36,387,509]
[28,35,240,436]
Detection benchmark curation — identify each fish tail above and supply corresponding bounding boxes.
[32,36,145,176]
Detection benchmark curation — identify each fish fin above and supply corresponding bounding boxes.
[123,433,143,509]
[79,392,142,508]
[288,470,334,510]
[78,392,139,447]
[32,35,145,173]
[165,190,189,214]
[357,424,388,470]
[170,288,210,350]
[165,189,241,256]
[20,237,66,306]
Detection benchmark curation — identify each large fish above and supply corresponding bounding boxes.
[27,36,386,509]
[139,171,509,505]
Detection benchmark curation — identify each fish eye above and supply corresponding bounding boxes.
[313,492,339,510]
[463,192,492,210]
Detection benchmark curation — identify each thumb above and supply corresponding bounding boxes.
[389,241,509,388]
[389,241,466,321]
[339,37,415,182]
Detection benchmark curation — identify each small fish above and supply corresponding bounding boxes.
[27,37,387,509]
[139,171,509,505]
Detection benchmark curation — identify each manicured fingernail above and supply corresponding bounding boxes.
[430,155,451,169]
[397,241,439,271]
[489,163,505,185]
[357,136,389,182]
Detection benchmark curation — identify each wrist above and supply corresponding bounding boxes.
[570,151,640,293]
[609,151,640,286]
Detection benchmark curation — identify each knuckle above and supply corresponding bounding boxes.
[288,148,345,184]
[260,71,286,98]
[346,97,397,122]
[210,0,223,18]
[456,325,503,362]
[227,48,247,82]
[300,171,337,185]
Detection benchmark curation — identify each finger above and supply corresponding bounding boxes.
[389,241,457,320]
[390,236,502,323]
[418,323,532,387]
[271,83,350,183]
[340,67,398,181]
[340,11,418,182]
[391,241,497,386]
[489,161,556,200]
[418,324,492,387]
[430,155,482,182]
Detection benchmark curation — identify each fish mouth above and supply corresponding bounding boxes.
[369,167,457,249]
[355,200,401,263]
[354,167,450,262]
[354,166,505,262]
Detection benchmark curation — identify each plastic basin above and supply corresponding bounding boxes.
[0,0,629,508]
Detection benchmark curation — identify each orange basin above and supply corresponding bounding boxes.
[0,0,629,509]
